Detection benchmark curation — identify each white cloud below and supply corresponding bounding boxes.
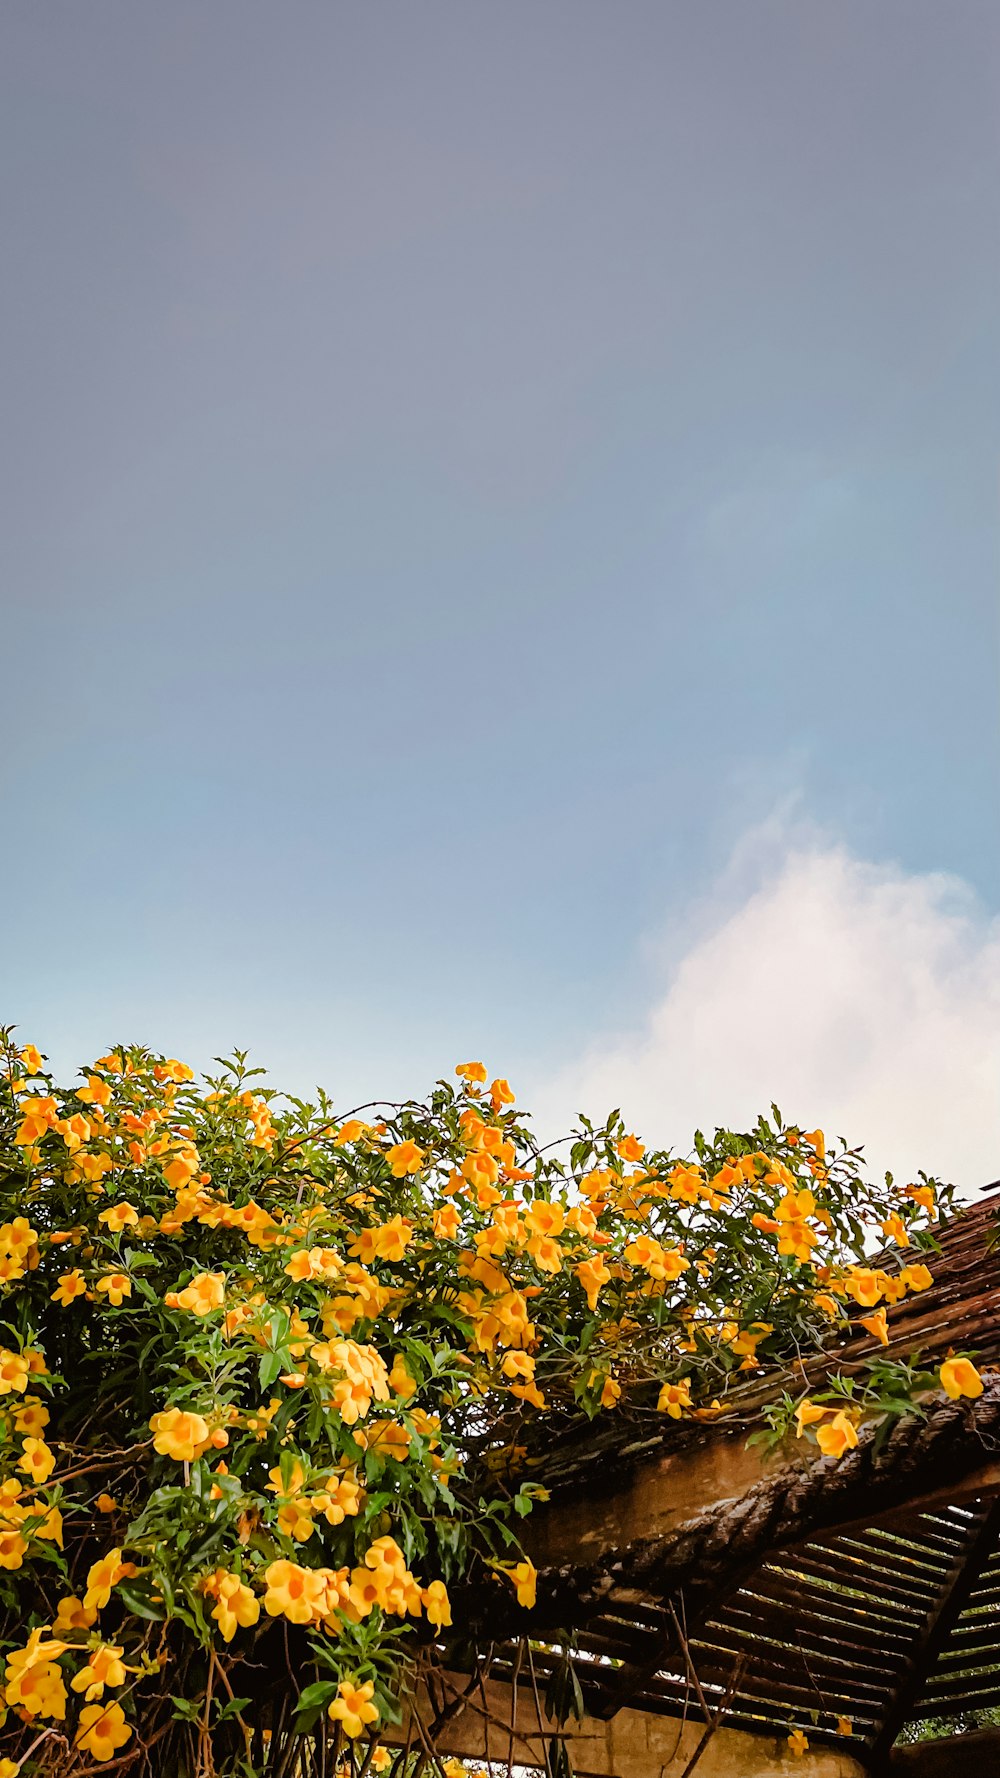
[536,827,1000,1195]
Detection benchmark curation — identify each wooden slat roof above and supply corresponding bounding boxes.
[474,1184,1000,1763]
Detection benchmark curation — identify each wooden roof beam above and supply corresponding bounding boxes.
[497,1382,1000,1645]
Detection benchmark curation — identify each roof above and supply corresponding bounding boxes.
[475,1184,1000,1761]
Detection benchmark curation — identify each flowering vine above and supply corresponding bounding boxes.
[0,1031,976,1773]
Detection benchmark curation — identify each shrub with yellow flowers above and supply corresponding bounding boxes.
[0,1031,969,1774]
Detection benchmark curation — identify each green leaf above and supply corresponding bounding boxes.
[258,1351,283,1389]
[171,1695,204,1722]
[294,1680,339,1717]
[116,1586,165,1623]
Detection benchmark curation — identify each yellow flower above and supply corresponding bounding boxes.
[155,1056,194,1082]
[422,1578,452,1629]
[318,1340,391,1425]
[76,1074,113,1106]
[6,1658,67,1718]
[19,1043,45,1074]
[149,1407,211,1461]
[18,1436,56,1484]
[4,1629,69,1718]
[35,1505,64,1549]
[83,1547,129,1612]
[70,1643,128,1701]
[657,1378,692,1419]
[328,1677,379,1738]
[386,1140,424,1178]
[335,1119,371,1144]
[940,1357,983,1400]
[881,1213,909,1247]
[349,1216,413,1265]
[0,1529,27,1571]
[844,1267,882,1307]
[262,1559,329,1625]
[75,1700,132,1761]
[57,1111,92,1150]
[278,1499,316,1541]
[204,1570,260,1642]
[787,1727,809,1757]
[97,1202,139,1233]
[776,1188,816,1222]
[524,1200,565,1239]
[95,1272,132,1306]
[14,1094,59,1145]
[0,1217,38,1255]
[50,1265,87,1308]
[0,1349,30,1395]
[365,1420,412,1464]
[860,1308,889,1346]
[616,1134,645,1162]
[526,1233,562,1273]
[793,1399,828,1437]
[497,1559,536,1609]
[575,1255,611,1311]
[67,1150,114,1187]
[589,1371,620,1410]
[13,1396,49,1436]
[313,1472,364,1527]
[456,1061,488,1083]
[53,1595,98,1633]
[267,1458,308,1497]
[815,1411,858,1459]
[433,1204,461,1240]
[624,1235,689,1283]
[174,1271,226,1315]
[899,1263,933,1292]
[389,1354,417,1399]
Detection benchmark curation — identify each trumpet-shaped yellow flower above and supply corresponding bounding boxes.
[423,1578,452,1629]
[75,1700,132,1760]
[149,1407,212,1462]
[263,1560,331,1625]
[860,1308,889,1346]
[203,1570,261,1642]
[53,1595,98,1634]
[84,1547,130,1612]
[71,1643,128,1701]
[18,1437,55,1484]
[657,1378,692,1419]
[173,1271,226,1315]
[386,1141,423,1178]
[940,1357,983,1400]
[96,1272,132,1306]
[328,1677,379,1738]
[0,1349,30,1395]
[815,1411,859,1459]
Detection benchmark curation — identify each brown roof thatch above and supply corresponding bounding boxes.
[466,1185,1000,1761]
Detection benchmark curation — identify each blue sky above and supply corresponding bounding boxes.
[3,4,999,1180]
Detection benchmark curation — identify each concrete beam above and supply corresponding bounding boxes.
[391,1674,867,1778]
[888,1728,1000,1775]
